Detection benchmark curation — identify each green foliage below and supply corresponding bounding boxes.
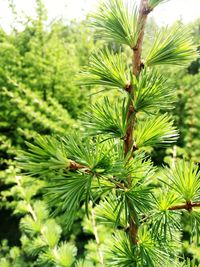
[41,220,62,248]
[186,210,200,243]
[92,0,140,48]
[83,96,128,138]
[79,49,130,89]
[137,226,170,267]
[171,72,200,162]
[150,191,181,240]
[17,1,199,261]
[62,135,113,173]
[56,243,77,267]
[1,0,200,266]
[135,114,178,148]
[164,160,200,202]
[146,25,198,66]
[2,80,76,137]
[105,228,170,267]
[105,231,136,266]
[133,69,175,113]
[0,1,96,264]
[0,166,77,266]
[18,135,70,177]
[95,195,127,228]
[181,259,200,267]
[148,0,169,8]
[0,242,27,267]
[46,172,93,229]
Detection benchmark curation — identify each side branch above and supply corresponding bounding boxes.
[69,161,87,171]
[169,201,200,212]
[69,160,125,189]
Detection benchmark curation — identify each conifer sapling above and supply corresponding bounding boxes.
[18,0,199,266]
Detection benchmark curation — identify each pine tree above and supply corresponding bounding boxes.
[0,165,77,267]
[0,1,97,263]
[18,0,199,266]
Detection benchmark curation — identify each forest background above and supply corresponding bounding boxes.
[0,0,199,266]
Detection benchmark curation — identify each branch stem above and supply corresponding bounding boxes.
[168,201,200,212]
[124,0,151,245]
[69,161,87,171]
[27,203,37,221]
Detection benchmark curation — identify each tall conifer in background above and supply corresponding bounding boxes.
[19,0,199,266]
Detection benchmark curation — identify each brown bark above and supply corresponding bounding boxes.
[69,161,87,171]
[124,0,151,245]
[168,201,200,212]
[124,0,151,158]
[132,0,152,76]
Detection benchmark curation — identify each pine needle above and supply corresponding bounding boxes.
[78,48,130,89]
[146,25,198,66]
[91,0,140,48]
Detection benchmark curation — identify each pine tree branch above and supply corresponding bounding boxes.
[132,0,151,76]
[27,203,38,222]
[69,161,88,171]
[69,160,126,190]
[125,0,151,245]
[168,201,200,212]
[124,0,151,158]
[15,175,38,221]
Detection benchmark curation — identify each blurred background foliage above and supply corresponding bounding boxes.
[0,0,199,266]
